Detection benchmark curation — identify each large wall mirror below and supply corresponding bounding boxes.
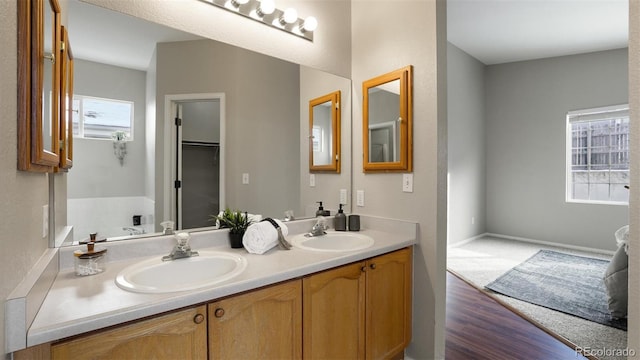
[57,0,351,245]
[309,91,341,173]
[18,0,62,172]
[362,65,413,173]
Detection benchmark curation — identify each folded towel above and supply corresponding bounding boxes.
[242,219,289,255]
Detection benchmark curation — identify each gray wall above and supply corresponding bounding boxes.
[486,48,629,251]
[181,101,220,143]
[351,1,447,357]
[447,43,487,245]
[299,66,352,217]
[68,59,147,198]
[156,39,300,220]
[0,1,51,353]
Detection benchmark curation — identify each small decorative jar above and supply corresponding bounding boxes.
[74,242,107,276]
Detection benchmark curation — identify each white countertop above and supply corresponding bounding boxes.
[26,218,416,347]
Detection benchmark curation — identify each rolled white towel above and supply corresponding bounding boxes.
[242,219,289,255]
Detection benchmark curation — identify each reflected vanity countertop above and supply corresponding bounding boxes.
[26,216,417,347]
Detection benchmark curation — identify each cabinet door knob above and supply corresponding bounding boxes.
[370,263,376,270]
[193,313,205,324]
[214,308,225,318]
[361,266,367,272]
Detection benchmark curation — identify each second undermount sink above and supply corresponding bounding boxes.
[115,250,247,294]
[290,231,374,252]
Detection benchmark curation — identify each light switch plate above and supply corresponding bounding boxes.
[242,173,250,184]
[340,189,348,204]
[310,174,316,187]
[402,174,413,193]
[356,190,365,207]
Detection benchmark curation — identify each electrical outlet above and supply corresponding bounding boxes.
[42,205,49,238]
[340,189,348,204]
[356,190,365,207]
[402,174,413,193]
[310,174,316,187]
[242,173,249,184]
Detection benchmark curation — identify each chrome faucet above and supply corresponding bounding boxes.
[162,232,199,261]
[306,217,328,237]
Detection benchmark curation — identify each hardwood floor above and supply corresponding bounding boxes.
[445,271,589,359]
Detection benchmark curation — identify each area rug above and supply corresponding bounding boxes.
[485,249,627,331]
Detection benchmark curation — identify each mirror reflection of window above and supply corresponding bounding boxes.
[73,95,134,140]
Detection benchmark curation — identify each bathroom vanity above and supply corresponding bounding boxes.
[11,217,416,359]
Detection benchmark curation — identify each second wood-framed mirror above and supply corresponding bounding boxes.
[309,90,341,173]
[362,65,413,173]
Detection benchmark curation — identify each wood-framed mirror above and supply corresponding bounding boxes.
[59,25,73,170]
[309,90,341,173]
[17,0,61,172]
[362,65,413,173]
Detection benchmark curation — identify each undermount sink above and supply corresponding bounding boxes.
[115,250,247,293]
[290,231,374,252]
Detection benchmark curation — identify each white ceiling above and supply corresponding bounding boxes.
[68,0,203,71]
[69,0,630,70]
[447,0,629,65]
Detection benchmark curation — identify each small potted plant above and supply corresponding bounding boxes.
[214,208,252,248]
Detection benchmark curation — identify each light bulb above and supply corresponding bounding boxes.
[301,16,317,32]
[281,7,298,25]
[257,0,275,16]
[230,0,249,8]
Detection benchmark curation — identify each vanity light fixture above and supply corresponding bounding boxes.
[201,0,316,41]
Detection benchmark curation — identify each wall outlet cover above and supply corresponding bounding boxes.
[310,174,316,187]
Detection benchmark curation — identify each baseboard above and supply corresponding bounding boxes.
[447,232,489,248]
[486,232,615,256]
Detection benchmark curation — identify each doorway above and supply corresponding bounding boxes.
[166,93,225,230]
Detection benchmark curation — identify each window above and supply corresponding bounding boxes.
[73,95,134,140]
[566,104,629,204]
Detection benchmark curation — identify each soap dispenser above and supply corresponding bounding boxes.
[335,204,347,231]
[316,202,330,217]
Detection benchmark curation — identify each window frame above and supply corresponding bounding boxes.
[565,104,630,206]
[72,94,135,141]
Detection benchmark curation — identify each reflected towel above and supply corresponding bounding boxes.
[242,219,289,255]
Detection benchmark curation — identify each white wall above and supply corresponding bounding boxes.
[447,43,487,245]
[351,1,447,358]
[81,0,352,78]
[485,49,629,251]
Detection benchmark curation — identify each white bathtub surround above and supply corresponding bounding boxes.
[6,216,416,351]
[67,196,154,242]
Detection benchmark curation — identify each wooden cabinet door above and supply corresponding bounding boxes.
[365,247,413,360]
[51,305,207,360]
[208,279,302,360]
[302,262,366,359]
